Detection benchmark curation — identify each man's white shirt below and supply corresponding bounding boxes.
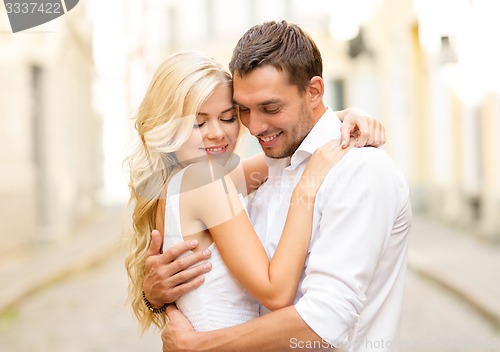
[247,107,412,351]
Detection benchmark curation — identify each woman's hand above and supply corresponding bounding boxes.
[336,108,386,148]
[296,138,354,198]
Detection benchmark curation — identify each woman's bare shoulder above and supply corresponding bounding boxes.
[181,155,240,192]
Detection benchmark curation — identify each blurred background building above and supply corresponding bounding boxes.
[1,0,499,256]
[0,1,100,255]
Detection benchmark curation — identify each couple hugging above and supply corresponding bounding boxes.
[126,20,411,352]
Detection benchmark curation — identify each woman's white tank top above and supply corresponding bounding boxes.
[163,167,260,331]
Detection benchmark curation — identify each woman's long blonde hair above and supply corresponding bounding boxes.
[125,51,232,331]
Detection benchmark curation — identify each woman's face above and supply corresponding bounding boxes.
[175,84,240,164]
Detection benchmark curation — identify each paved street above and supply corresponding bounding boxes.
[1,249,499,351]
[400,270,500,351]
[0,251,161,352]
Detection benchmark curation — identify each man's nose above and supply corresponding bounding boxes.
[245,111,268,136]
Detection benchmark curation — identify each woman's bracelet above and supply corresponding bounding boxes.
[142,291,168,314]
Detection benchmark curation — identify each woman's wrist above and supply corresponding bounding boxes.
[291,183,316,206]
[297,170,325,195]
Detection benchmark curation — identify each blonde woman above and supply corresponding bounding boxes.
[126,51,383,332]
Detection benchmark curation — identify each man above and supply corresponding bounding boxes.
[146,21,411,351]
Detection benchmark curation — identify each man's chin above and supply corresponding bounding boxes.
[264,150,293,159]
[262,146,296,159]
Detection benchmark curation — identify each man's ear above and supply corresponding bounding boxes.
[308,76,324,109]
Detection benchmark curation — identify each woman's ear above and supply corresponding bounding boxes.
[308,76,324,109]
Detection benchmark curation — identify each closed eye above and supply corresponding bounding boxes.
[221,116,237,123]
[264,107,280,114]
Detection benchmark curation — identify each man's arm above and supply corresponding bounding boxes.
[142,230,212,307]
[162,305,328,352]
[294,147,409,344]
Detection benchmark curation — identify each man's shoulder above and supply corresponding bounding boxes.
[318,147,409,210]
[326,147,408,189]
[335,147,394,171]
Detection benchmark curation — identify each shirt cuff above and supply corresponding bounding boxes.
[295,295,354,348]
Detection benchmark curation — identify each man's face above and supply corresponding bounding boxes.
[232,65,314,159]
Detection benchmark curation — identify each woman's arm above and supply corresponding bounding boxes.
[184,139,352,311]
[336,107,386,148]
[143,111,384,308]
[241,153,268,194]
[238,109,385,195]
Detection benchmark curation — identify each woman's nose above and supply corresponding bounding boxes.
[206,121,224,139]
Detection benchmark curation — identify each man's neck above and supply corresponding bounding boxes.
[311,102,327,124]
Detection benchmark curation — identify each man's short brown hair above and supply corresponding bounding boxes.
[229,20,323,93]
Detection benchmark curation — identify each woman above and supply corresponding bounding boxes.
[125,51,378,332]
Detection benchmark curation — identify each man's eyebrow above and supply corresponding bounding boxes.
[232,98,243,106]
[258,99,281,106]
[197,106,235,116]
[232,99,281,107]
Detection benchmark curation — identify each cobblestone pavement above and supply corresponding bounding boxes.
[1,250,499,351]
[0,251,161,352]
[400,270,500,352]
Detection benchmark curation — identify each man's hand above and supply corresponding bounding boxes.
[162,305,196,352]
[337,107,386,148]
[143,230,212,307]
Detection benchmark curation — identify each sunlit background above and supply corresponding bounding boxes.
[1,0,500,351]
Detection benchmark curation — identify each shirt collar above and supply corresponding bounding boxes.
[289,107,341,169]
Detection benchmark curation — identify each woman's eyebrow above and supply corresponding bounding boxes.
[197,106,235,116]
